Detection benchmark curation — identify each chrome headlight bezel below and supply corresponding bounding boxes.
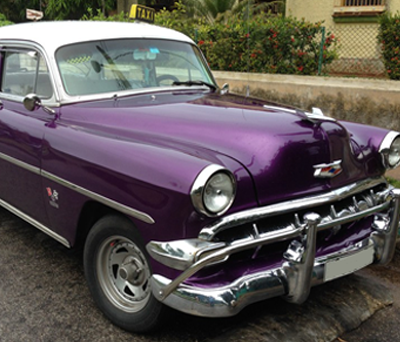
[191,164,236,217]
[379,131,400,169]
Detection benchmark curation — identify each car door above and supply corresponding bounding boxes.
[0,45,55,228]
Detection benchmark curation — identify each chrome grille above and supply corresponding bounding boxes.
[211,182,388,244]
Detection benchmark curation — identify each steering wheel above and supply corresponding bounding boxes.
[156,74,179,86]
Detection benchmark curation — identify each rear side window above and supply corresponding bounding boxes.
[1,49,53,98]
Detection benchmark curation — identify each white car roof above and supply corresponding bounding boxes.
[0,21,194,53]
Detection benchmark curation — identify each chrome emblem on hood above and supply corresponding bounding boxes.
[313,160,343,178]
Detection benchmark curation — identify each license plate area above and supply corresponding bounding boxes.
[324,245,374,282]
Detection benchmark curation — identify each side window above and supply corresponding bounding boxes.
[1,49,53,99]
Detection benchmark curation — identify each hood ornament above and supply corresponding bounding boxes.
[304,107,336,123]
[313,160,343,178]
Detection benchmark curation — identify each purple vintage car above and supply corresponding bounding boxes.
[0,17,400,333]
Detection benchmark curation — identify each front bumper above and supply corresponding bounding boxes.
[147,179,400,317]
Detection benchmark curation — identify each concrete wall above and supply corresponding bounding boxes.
[213,71,400,132]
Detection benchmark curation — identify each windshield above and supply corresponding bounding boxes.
[56,39,215,96]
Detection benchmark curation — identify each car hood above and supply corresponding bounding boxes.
[61,91,380,206]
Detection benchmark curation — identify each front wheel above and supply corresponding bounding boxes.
[84,215,165,333]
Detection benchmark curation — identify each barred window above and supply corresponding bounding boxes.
[333,0,385,17]
[344,0,383,5]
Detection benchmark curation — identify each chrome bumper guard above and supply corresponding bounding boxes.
[148,185,400,317]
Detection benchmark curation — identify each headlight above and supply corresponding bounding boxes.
[191,165,236,217]
[379,131,400,169]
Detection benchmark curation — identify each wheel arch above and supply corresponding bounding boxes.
[73,201,127,250]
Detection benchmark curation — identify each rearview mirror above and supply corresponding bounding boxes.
[133,49,158,61]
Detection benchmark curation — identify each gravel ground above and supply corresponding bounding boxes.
[0,207,398,342]
[333,248,400,342]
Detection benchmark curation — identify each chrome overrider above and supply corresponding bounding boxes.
[147,178,400,317]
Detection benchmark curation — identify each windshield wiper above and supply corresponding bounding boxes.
[172,80,217,91]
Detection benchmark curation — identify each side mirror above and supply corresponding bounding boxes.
[23,94,55,115]
[221,83,229,95]
[23,94,41,112]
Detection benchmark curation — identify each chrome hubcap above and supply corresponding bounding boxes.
[97,236,151,312]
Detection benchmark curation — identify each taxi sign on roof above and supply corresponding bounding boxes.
[129,5,155,23]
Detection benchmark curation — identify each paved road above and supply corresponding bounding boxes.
[0,207,398,342]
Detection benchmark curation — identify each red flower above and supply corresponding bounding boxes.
[291,37,295,42]
[199,40,204,45]
[298,66,304,72]
[245,33,250,38]
[251,53,257,58]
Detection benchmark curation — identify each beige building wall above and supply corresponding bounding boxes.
[388,0,400,12]
[285,0,335,27]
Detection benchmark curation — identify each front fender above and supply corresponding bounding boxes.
[42,122,257,247]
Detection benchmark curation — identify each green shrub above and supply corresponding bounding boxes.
[155,1,203,37]
[82,8,130,21]
[0,13,13,27]
[379,13,400,80]
[387,176,400,189]
[155,2,337,75]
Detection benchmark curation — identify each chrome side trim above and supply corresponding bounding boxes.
[41,170,155,224]
[0,151,41,175]
[0,152,155,225]
[0,197,70,247]
[199,177,386,241]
